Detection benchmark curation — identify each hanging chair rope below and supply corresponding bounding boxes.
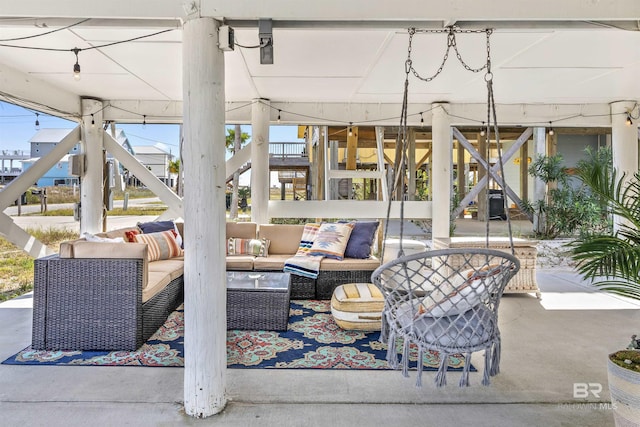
[372,26,521,388]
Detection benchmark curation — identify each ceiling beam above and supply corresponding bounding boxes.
[0,61,81,119]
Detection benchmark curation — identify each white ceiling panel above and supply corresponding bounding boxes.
[252,77,363,101]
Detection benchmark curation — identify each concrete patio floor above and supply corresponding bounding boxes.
[2,268,639,426]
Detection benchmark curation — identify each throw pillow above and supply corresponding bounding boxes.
[124,229,140,242]
[137,220,183,249]
[82,232,125,243]
[132,229,184,261]
[308,222,355,260]
[343,221,379,259]
[419,264,504,317]
[227,238,270,257]
[295,223,321,256]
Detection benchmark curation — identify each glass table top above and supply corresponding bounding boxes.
[226,271,291,291]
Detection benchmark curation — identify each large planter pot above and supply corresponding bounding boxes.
[608,356,640,426]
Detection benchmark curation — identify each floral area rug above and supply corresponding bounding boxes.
[3,301,471,371]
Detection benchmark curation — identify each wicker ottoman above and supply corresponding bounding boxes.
[330,283,384,331]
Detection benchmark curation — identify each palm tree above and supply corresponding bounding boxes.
[226,125,251,220]
[168,159,180,194]
[570,148,640,300]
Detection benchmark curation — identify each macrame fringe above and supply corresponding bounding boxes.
[459,352,472,387]
[482,347,491,386]
[402,339,410,378]
[386,330,398,369]
[490,340,501,377]
[416,348,424,388]
[435,352,449,387]
[380,315,389,343]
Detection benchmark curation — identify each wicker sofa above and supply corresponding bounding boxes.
[32,225,184,351]
[32,221,380,351]
[226,222,381,299]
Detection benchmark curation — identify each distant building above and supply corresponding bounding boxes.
[29,128,81,158]
[131,145,172,185]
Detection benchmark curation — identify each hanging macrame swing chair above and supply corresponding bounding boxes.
[371,27,520,388]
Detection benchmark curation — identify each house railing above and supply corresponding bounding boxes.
[269,142,307,159]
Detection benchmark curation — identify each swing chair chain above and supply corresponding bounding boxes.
[406,27,492,83]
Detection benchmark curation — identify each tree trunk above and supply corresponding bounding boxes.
[229,124,241,220]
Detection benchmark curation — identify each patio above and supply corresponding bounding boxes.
[1,267,639,426]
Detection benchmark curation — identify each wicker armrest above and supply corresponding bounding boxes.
[32,254,146,351]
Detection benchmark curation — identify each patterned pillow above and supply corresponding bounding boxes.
[125,230,140,242]
[308,222,355,260]
[137,220,183,249]
[132,229,184,261]
[295,223,321,256]
[227,238,270,257]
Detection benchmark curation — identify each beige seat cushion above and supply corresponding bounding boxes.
[253,254,290,270]
[143,271,173,303]
[226,222,257,239]
[148,259,184,283]
[320,256,380,271]
[258,224,304,254]
[226,255,255,270]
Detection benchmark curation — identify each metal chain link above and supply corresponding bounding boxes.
[408,26,492,82]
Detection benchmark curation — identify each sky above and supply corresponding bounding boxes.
[0,100,303,155]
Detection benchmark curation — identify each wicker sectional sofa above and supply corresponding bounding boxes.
[32,221,380,351]
[226,222,381,299]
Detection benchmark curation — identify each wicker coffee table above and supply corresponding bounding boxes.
[226,271,291,331]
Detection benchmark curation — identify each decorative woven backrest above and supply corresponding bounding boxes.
[371,248,519,354]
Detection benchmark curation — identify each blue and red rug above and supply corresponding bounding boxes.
[3,300,470,371]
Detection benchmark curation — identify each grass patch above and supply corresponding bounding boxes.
[0,227,78,303]
[31,206,168,217]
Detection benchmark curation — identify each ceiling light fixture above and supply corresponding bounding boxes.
[72,47,81,81]
[548,122,554,136]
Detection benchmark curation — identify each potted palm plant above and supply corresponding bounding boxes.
[570,148,640,426]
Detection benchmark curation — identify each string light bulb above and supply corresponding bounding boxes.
[142,115,147,128]
[480,121,485,137]
[35,113,40,130]
[626,113,633,126]
[348,122,353,137]
[91,114,95,128]
[72,48,81,81]
[420,112,424,125]
[548,122,554,136]
[277,110,281,124]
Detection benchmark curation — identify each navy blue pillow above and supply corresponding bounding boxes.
[344,221,379,259]
[137,220,175,234]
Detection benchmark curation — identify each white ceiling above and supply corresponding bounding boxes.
[0,2,639,124]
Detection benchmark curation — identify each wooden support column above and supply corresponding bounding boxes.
[251,99,270,225]
[533,127,546,233]
[456,140,465,217]
[346,126,358,170]
[519,141,528,204]
[476,132,488,222]
[431,103,451,240]
[407,129,416,201]
[315,126,326,200]
[80,98,104,235]
[182,16,227,417]
[611,101,639,233]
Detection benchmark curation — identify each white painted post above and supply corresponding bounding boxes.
[251,99,270,224]
[80,98,104,235]
[532,127,546,233]
[182,17,227,417]
[611,101,639,233]
[431,103,452,240]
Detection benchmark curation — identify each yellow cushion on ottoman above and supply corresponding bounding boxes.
[331,283,384,331]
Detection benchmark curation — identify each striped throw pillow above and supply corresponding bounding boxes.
[133,229,183,261]
[227,238,270,257]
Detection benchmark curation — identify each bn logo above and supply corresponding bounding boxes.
[573,383,603,398]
